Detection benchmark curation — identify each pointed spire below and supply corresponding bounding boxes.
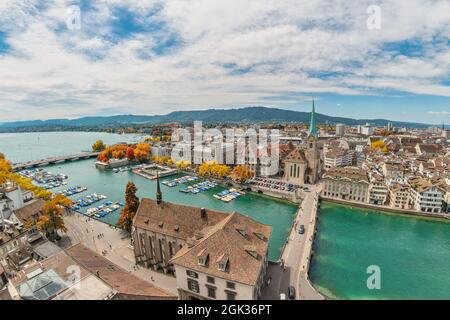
[308,96,317,138]
[156,170,162,204]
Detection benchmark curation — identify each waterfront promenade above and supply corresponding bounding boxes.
[12,151,100,171]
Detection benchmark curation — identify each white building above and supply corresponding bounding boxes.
[171,212,271,300]
[324,149,352,169]
[335,124,345,137]
[368,174,389,205]
[361,124,374,136]
[322,167,370,203]
[1,182,34,212]
[151,145,173,158]
[409,179,445,213]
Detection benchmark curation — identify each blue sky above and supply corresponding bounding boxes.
[0,0,449,124]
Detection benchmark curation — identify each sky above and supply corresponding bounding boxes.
[0,0,449,124]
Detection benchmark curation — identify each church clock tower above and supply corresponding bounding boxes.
[305,97,321,184]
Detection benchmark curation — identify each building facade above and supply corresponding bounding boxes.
[321,167,370,203]
[409,179,444,213]
[171,212,271,300]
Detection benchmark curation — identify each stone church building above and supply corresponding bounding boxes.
[283,99,322,185]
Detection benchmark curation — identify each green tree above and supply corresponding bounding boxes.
[117,182,140,232]
[92,140,106,152]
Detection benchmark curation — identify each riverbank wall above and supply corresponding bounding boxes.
[321,196,450,221]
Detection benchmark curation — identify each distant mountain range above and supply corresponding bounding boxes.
[0,106,432,132]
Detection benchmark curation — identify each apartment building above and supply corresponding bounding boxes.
[324,149,352,169]
[171,212,271,300]
[409,178,445,213]
[322,167,370,203]
[388,182,411,210]
[368,173,389,205]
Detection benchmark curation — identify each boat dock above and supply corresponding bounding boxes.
[12,151,100,171]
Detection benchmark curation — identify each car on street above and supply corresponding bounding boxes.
[279,293,287,300]
[288,286,296,300]
[298,225,305,234]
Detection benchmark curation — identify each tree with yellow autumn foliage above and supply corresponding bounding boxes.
[117,182,140,232]
[176,160,190,169]
[371,140,388,153]
[92,140,106,152]
[152,156,171,165]
[31,195,71,241]
[198,161,230,179]
[134,142,151,162]
[230,165,254,183]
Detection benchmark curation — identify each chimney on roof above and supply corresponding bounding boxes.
[200,208,207,219]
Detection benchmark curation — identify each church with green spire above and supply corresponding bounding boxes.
[308,97,318,138]
[282,97,322,185]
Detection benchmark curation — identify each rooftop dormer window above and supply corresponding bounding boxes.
[253,231,266,241]
[217,254,229,272]
[197,249,209,266]
[244,245,259,259]
[234,223,247,238]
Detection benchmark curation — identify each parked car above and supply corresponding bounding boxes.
[298,225,305,234]
[279,293,287,300]
[288,286,296,300]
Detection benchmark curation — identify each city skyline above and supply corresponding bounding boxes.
[0,1,449,123]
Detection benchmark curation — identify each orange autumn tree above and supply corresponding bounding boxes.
[134,143,151,162]
[117,182,140,232]
[97,143,150,163]
[126,147,135,160]
[34,195,71,241]
[230,165,255,183]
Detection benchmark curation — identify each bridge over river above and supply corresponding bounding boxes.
[12,151,100,171]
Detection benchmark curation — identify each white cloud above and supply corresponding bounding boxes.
[428,111,450,115]
[0,0,449,121]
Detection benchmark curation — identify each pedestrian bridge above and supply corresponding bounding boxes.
[12,151,100,171]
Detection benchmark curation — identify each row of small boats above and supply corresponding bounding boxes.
[56,186,87,196]
[71,193,108,210]
[85,201,124,218]
[179,181,219,194]
[213,188,245,202]
[19,168,68,185]
[112,166,132,173]
[163,175,198,187]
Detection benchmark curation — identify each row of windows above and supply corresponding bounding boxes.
[323,192,366,203]
[289,164,302,179]
[186,270,236,299]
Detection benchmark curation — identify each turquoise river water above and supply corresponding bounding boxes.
[309,201,450,299]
